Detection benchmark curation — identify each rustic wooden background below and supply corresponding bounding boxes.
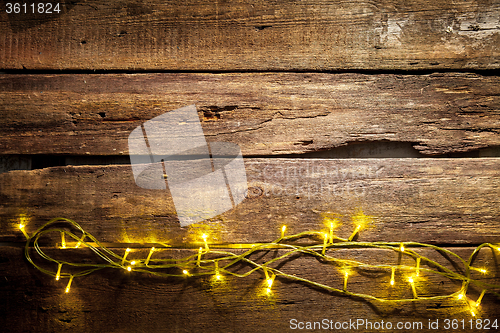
[1,1,500,332]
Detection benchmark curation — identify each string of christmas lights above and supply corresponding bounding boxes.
[19,215,500,317]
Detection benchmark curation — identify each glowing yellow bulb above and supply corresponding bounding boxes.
[281,225,287,238]
[145,247,155,265]
[457,292,464,300]
[400,243,405,252]
[266,273,275,289]
[348,210,373,241]
[348,225,362,241]
[343,271,349,291]
[408,277,414,283]
[471,310,476,317]
[216,274,221,280]
[75,235,85,248]
[183,270,189,276]
[197,247,203,266]
[126,266,132,272]
[75,241,81,248]
[266,287,272,294]
[18,224,29,239]
[390,267,395,286]
[471,267,488,274]
[328,222,335,243]
[121,248,131,265]
[60,232,66,249]
[202,234,209,250]
[476,290,486,307]
[55,263,62,281]
[65,276,74,293]
[130,261,136,265]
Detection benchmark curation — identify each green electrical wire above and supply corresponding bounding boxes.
[20,217,500,314]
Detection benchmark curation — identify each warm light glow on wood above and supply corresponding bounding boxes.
[18,224,29,239]
[202,234,209,250]
[329,222,334,243]
[322,233,328,255]
[21,216,498,317]
[390,267,395,286]
[348,225,361,241]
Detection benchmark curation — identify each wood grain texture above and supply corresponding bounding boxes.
[1,73,499,156]
[1,0,499,70]
[1,246,499,333]
[1,158,499,245]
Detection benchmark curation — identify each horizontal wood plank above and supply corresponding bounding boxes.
[1,158,498,245]
[1,246,499,333]
[1,0,499,70]
[1,73,499,156]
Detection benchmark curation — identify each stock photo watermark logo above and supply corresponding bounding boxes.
[128,105,248,227]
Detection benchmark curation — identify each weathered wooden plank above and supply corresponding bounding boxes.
[1,0,499,70]
[1,246,499,333]
[1,73,499,156]
[1,158,498,244]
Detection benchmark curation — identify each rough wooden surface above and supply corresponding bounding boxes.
[1,246,499,333]
[1,158,498,245]
[1,0,499,71]
[1,73,499,156]
[2,1,500,329]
